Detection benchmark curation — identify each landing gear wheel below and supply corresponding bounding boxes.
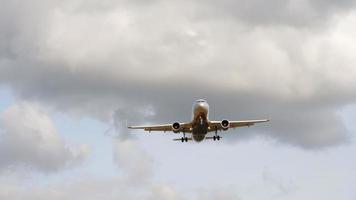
[217,135,220,140]
[185,137,188,142]
[213,136,216,141]
[181,137,184,143]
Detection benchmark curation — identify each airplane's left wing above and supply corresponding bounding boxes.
[128,122,192,133]
[208,119,269,132]
[228,119,269,128]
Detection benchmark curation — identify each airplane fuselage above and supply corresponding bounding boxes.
[191,99,210,142]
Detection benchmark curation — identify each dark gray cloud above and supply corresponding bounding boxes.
[1,0,356,149]
[193,0,356,27]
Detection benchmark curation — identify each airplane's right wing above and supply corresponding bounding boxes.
[128,122,192,133]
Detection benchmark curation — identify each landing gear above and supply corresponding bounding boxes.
[213,127,220,141]
[213,135,221,141]
[181,132,188,142]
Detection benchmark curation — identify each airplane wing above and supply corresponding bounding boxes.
[208,119,269,132]
[128,122,192,133]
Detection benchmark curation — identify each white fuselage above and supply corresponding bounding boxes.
[191,99,210,142]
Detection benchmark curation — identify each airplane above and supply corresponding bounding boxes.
[128,99,269,142]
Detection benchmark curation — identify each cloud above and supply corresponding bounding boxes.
[196,187,241,200]
[0,179,183,200]
[193,0,356,27]
[1,0,356,149]
[113,139,154,183]
[0,102,89,172]
[147,185,183,200]
[110,105,155,139]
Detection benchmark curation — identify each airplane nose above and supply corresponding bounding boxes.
[196,102,204,109]
[194,102,209,113]
[197,102,205,107]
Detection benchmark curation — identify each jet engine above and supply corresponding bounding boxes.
[221,119,230,130]
[172,122,181,133]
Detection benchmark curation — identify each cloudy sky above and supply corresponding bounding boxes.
[1,0,356,199]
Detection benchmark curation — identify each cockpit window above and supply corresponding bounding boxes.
[196,99,206,103]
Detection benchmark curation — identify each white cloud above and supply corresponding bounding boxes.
[113,139,154,184]
[147,185,183,200]
[0,178,183,200]
[0,102,89,172]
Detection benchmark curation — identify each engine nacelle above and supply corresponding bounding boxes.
[172,122,181,133]
[221,119,230,130]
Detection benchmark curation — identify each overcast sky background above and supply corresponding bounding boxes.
[0,0,356,199]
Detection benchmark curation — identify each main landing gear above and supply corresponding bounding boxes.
[213,128,220,141]
[181,132,188,143]
[173,131,189,142]
[213,135,221,141]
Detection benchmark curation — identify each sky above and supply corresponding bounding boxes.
[0,0,356,199]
